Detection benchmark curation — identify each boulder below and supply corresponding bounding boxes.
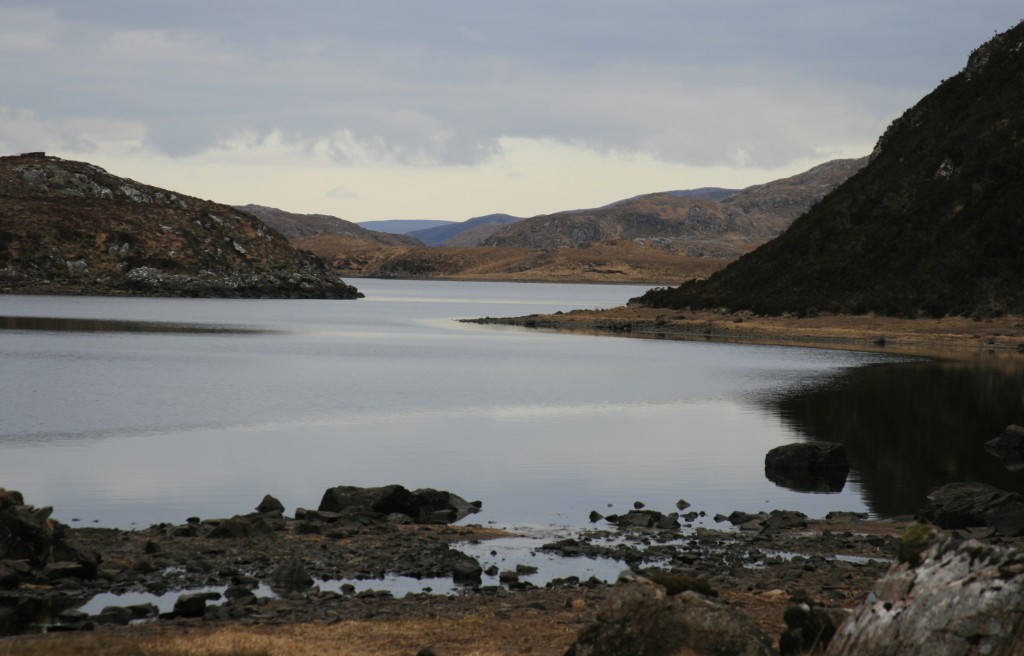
[765,442,849,472]
[760,510,808,536]
[267,557,313,594]
[319,484,416,515]
[317,484,480,524]
[827,536,1024,655]
[255,494,285,514]
[0,488,97,581]
[920,482,1022,533]
[564,573,775,656]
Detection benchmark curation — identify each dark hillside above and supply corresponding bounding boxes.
[637,21,1024,317]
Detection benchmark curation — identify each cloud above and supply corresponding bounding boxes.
[1,1,1020,181]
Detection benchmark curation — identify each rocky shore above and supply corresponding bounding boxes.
[462,305,1024,356]
[4,467,1024,654]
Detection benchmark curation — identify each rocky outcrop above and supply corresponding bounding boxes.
[921,482,1024,536]
[317,484,481,524]
[564,572,775,656]
[0,488,98,588]
[827,536,1024,655]
[0,153,362,299]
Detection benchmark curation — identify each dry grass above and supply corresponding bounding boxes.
[1,612,584,656]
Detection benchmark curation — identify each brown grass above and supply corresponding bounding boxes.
[1,611,586,656]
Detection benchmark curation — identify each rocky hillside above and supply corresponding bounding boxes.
[240,204,421,246]
[481,157,867,257]
[0,154,362,298]
[637,21,1024,317]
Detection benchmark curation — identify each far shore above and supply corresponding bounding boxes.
[463,305,1024,361]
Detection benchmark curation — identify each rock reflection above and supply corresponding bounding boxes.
[764,467,848,494]
[766,355,1024,517]
[0,315,265,334]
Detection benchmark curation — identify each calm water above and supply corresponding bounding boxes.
[1,280,1020,530]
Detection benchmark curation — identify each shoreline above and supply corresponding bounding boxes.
[461,305,1024,360]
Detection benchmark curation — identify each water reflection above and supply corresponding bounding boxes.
[767,354,1024,517]
[0,315,266,334]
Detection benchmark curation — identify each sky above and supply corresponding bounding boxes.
[1,2,1020,222]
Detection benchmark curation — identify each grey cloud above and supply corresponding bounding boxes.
[1,2,1021,168]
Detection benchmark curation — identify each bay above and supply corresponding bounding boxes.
[0,279,971,530]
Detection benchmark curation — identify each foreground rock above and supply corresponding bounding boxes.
[827,535,1024,655]
[0,488,98,587]
[565,572,775,656]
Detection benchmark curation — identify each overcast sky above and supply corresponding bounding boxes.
[1,2,1019,221]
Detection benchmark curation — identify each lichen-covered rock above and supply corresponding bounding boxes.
[564,573,775,656]
[827,536,1024,655]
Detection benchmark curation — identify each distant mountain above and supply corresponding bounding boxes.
[358,219,453,234]
[409,214,523,246]
[0,153,361,298]
[481,158,866,257]
[637,21,1024,317]
[240,204,421,246]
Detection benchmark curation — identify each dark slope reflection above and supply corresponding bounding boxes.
[765,355,1024,517]
[0,315,266,334]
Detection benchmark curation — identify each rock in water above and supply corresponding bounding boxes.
[827,536,1024,655]
[564,574,775,656]
[765,442,849,471]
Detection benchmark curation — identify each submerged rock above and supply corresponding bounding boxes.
[827,536,1024,655]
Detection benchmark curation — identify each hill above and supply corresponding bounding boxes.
[240,205,421,246]
[636,21,1024,317]
[0,153,362,298]
[480,157,866,257]
[358,219,453,234]
[289,158,865,284]
[409,214,522,246]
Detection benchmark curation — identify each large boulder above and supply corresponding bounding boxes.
[318,484,480,524]
[827,536,1024,655]
[765,442,849,471]
[564,573,775,656]
[921,482,1024,535]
